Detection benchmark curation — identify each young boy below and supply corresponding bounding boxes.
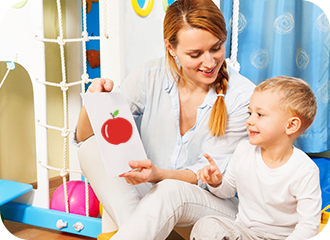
[191,76,322,240]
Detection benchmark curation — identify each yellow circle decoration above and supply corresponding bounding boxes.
[131,0,154,17]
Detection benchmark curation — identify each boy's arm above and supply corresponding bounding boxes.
[286,169,322,240]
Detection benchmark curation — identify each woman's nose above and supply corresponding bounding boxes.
[202,52,215,67]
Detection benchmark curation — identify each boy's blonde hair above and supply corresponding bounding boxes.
[255,76,317,131]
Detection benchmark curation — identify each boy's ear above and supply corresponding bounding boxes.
[165,40,176,57]
[286,117,301,135]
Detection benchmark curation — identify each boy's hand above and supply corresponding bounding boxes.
[197,154,223,188]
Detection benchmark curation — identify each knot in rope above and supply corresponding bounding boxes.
[57,36,65,46]
[61,127,70,137]
[82,31,89,42]
[60,81,68,91]
[81,73,90,83]
[60,168,68,177]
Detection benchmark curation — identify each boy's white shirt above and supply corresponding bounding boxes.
[208,140,322,240]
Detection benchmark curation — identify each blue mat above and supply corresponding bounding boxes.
[311,157,330,210]
[0,179,32,206]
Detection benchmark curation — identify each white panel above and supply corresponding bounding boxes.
[0,0,49,208]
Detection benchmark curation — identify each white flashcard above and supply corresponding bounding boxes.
[81,92,147,178]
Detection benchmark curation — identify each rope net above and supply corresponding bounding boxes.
[36,0,100,217]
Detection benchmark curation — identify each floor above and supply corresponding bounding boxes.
[4,220,184,240]
[2,176,184,240]
[4,220,96,240]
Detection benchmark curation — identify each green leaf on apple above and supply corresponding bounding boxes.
[113,110,119,118]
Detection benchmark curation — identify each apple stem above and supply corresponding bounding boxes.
[110,112,115,118]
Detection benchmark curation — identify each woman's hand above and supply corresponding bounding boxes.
[119,159,159,185]
[87,78,114,93]
[197,154,223,188]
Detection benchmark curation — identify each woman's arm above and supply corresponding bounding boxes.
[119,159,198,185]
[156,168,198,184]
[76,106,94,143]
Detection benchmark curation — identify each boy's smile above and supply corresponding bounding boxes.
[247,129,259,137]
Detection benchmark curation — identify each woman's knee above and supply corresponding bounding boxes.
[152,179,191,196]
[145,179,192,207]
[191,216,228,240]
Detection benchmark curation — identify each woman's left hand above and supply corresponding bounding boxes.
[119,159,158,185]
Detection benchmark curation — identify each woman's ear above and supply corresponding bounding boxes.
[286,117,301,135]
[165,40,176,57]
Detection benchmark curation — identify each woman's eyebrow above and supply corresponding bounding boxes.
[186,41,223,53]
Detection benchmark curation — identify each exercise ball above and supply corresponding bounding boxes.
[50,180,99,217]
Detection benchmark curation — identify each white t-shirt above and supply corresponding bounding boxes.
[209,140,322,239]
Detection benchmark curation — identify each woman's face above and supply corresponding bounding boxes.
[168,27,226,89]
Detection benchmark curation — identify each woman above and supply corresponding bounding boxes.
[75,0,255,239]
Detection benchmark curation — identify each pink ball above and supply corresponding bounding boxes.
[50,180,99,217]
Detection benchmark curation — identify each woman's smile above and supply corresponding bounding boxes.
[199,66,217,76]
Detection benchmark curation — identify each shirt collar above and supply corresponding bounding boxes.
[165,57,181,94]
[201,88,218,109]
[165,71,177,93]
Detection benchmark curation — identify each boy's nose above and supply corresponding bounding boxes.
[246,115,254,126]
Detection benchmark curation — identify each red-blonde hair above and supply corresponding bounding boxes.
[163,0,229,136]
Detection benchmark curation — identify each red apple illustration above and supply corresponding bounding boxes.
[101,110,133,145]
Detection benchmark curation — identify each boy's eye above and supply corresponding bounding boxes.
[258,113,263,117]
[247,111,252,116]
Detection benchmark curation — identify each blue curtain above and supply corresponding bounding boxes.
[221,0,330,153]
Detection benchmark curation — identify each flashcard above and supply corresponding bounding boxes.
[81,92,147,178]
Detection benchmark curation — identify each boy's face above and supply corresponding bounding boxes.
[246,89,290,148]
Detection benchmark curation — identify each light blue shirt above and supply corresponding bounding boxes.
[117,57,255,187]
